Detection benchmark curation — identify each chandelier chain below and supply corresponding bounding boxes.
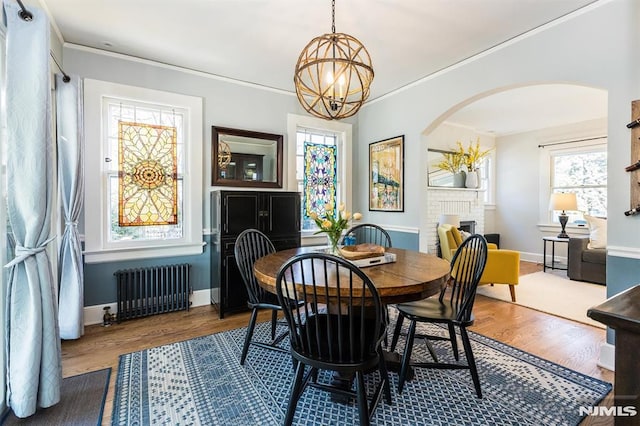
[331,0,336,34]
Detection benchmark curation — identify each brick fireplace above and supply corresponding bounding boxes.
[422,187,485,255]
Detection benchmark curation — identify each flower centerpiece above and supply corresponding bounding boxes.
[310,203,362,255]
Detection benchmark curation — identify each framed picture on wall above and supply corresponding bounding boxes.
[369,135,404,212]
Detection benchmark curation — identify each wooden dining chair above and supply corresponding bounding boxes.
[390,234,488,397]
[341,223,392,247]
[276,252,391,426]
[234,229,291,365]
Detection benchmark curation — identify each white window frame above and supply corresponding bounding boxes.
[539,138,607,226]
[287,114,352,242]
[83,79,203,263]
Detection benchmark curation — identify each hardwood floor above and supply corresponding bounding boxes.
[62,260,614,425]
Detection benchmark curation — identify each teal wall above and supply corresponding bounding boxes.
[83,234,212,306]
[604,255,640,344]
[83,231,418,306]
[388,230,419,251]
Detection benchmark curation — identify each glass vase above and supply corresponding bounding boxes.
[326,233,341,256]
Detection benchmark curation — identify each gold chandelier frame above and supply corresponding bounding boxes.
[294,0,374,120]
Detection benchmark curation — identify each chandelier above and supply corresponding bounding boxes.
[294,0,374,120]
[218,140,231,169]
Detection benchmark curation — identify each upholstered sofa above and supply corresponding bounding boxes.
[568,236,606,285]
[438,224,520,302]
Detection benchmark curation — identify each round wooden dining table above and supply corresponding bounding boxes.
[253,246,451,305]
[253,246,451,387]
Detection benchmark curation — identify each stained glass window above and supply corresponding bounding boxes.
[303,142,337,221]
[118,121,178,226]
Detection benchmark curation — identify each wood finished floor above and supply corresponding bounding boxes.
[61,261,614,426]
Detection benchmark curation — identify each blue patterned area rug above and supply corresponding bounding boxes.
[112,319,611,425]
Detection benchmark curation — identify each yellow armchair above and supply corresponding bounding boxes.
[438,224,519,302]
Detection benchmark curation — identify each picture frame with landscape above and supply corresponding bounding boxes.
[369,135,404,212]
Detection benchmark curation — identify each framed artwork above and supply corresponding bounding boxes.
[369,135,404,212]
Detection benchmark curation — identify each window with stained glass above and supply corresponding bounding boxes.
[105,98,185,242]
[297,129,339,231]
[118,122,178,226]
[303,142,337,219]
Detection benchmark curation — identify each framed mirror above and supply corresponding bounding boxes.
[212,126,283,188]
[427,148,461,187]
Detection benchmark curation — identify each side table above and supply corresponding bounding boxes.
[542,236,569,272]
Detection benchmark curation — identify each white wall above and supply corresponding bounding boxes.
[63,45,356,232]
[495,118,606,262]
[356,0,640,261]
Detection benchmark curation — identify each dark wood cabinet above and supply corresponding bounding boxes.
[218,153,264,182]
[210,190,300,318]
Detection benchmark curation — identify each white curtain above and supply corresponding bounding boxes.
[3,0,61,417]
[56,75,85,340]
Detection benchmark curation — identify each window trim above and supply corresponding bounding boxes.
[83,79,203,263]
[287,114,352,241]
[539,137,607,225]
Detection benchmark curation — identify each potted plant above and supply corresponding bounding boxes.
[457,139,492,188]
[310,203,362,255]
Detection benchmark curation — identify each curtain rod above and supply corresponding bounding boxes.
[15,0,32,21]
[537,136,607,148]
[14,0,71,83]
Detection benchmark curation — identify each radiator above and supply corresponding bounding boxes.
[114,263,191,321]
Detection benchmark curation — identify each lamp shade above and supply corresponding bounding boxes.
[549,192,578,212]
[438,214,460,228]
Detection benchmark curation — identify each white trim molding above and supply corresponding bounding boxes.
[83,289,212,326]
[598,342,615,371]
[607,245,640,259]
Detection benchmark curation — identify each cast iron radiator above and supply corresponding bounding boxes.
[114,263,192,321]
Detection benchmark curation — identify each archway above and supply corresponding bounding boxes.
[418,83,608,255]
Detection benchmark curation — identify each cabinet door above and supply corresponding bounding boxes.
[263,192,300,237]
[222,192,260,237]
[221,240,249,316]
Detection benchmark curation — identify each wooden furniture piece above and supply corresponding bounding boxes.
[276,253,391,426]
[588,285,640,425]
[543,236,569,272]
[390,234,488,397]
[210,190,300,318]
[211,126,283,188]
[254,247,451,306]
[220,153,264,182]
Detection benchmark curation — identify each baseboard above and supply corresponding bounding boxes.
[83,289,213,326]
[598,342,615,371]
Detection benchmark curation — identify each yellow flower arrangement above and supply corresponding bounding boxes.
[310,203,362,254]
[457,138,492,172]
[435,150,465,174]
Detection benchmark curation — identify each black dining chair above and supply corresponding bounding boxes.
[390,234,488,397]
[341,223,392,248]
[234,229,292,365]
[341,223,393,347]
[276,252,391,426]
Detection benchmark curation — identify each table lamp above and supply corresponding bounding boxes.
[438,214,460,228]
[549,192,577,238]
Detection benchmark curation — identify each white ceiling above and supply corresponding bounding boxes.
[33,0,607,135]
